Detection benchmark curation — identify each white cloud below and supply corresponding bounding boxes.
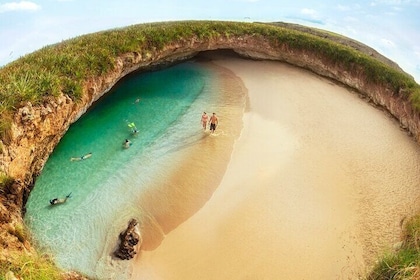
[301,8,317,17]
[0,1,41,13]
[380,38,396,48]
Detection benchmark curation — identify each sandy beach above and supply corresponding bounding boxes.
[131,54,420,279]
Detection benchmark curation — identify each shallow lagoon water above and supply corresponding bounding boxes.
[24,61,243,277]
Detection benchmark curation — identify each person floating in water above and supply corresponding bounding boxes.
[209,112,219,134]
[201,112,208,131]
[50,193,72,206]
[123,139,132,149]
[128,122,139,134]
[70,152,92,161]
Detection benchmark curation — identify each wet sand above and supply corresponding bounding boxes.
[131,55,420,279]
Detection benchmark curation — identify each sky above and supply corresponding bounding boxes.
[0,0,419,82]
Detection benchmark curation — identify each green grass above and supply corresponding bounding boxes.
[0,223,72,280]
[367,215,420,280]
[0,172,13,195]
[367,249,420,279]
[7,224,26,244]
[0,252,64,280]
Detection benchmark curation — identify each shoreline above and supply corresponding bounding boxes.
[131,54,420,279]
[137,58,247,243]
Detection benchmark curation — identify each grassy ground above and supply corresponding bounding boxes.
[0,252,63,280]
[367,215,420,279]
[0,221,69,280]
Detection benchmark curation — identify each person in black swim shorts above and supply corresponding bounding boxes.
[209,112,218,134]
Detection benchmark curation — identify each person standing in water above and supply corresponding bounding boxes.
[123,139,132,149]
[209,112,218,134]
[201,112,209,131]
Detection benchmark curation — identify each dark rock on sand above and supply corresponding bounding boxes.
[114,219,142,260]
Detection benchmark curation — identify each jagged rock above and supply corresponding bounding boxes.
[114,219,141,260]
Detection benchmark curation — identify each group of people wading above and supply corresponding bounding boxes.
[50,112,219,206]
[201,112,219,133]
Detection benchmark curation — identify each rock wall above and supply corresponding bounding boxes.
[0,33,419,266]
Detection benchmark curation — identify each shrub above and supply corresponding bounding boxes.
[0,172,13,194]
[7,224,26,243]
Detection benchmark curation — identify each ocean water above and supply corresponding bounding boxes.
[24,60,245,278]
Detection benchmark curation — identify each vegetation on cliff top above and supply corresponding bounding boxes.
[0,20,419,140]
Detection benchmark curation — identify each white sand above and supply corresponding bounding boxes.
[131,56,420,279]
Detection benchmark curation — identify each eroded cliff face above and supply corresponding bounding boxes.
[0,34,419,266]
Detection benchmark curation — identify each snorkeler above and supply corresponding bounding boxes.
[70,152,92,161]
[127,122,139,134]
[50,193,72,206]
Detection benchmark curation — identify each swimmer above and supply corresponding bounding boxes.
[50,193,72,206]
[70,153,92,161]
[123,139,132,149]
[127,122,139,134]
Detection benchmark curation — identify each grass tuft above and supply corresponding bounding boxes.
[0,252,64,280]
[7,224,26,244]
[367,215,420,280]
[0,172,13,195]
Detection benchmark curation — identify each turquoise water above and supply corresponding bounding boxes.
[24,62,222,278]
